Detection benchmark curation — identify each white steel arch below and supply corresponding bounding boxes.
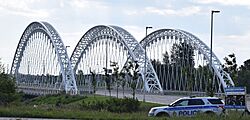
[70,25,163,92]
[10,21,77,94]
[140,29,234,92]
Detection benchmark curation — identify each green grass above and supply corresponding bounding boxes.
[1,105,250,120]
[26,94,87,105]
[79,95,110,104]
[0,94,250,120]
[0,105,154,120]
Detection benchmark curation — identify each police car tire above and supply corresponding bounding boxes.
[205,111,215,115]
[156,112,169,117]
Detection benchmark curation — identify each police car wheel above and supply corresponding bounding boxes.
[205,111,215,116]
[156,112,169,117]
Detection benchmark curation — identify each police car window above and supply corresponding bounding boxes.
[208,99,223,104]
[188,99,205,105]
[174,99,189,106]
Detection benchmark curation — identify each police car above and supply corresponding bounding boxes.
[148,96,225,117]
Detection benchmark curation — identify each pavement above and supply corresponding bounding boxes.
[95,89,250,109]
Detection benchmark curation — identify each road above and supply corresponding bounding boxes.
[96,89,250,109]
[96,89,182,105]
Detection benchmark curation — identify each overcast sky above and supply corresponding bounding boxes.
[0,0,250,69]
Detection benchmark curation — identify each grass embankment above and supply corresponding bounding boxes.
[0,94,249,120]
[0,95,159,119]
[0,106,150,119]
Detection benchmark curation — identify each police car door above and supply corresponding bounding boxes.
[171,99,189,116]
[173,99,203,116]
[186,99,205,116]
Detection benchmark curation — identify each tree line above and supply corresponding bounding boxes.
[151,42,216,95]
[76,60,140,99]
[151,41,250,94]
[77,41,250,96]
[223,53,250,93]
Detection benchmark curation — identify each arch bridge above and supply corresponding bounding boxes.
[11,22,234,95]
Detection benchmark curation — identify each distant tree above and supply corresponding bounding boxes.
[151,59,161,66]
[119,71,126,97]
[0,59,19,105]
[103,67,112,97]
[125,61,140,99]
[238,59,250,93]
[170,43,179,65]
[162,51,170,65]
[196,65,214,96]
[110,61,120,98]
[240,59,250,70]
[0,74,15,93]
[170,42,194,66]
[45,73,50,85]
[150,59,161,76]
[195,64,215,96]
[242,59,250,70]
[170,42,195,92]
[182,66,194,92]
[77,70,84,85]
[90,69,97,94]
[222,53,238,85]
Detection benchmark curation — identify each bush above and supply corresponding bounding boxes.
[60,95,87,104]
[81,99,107,111]
[28,95,88,105]
[0,92,19,105]
[0,73,20,105]
[106,97,140,113]
[80,97,140,113]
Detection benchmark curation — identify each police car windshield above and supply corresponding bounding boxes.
[170,99,189,106]
[170,98,206,106]
[208,99,223,104]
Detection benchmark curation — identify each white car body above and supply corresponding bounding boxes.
[148,97,225,117]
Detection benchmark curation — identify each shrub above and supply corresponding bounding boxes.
[80,97,140,113]
[0,92,19,105]
[0,73,20,105]
[27,95,88,106]
[81,99,107,111]
[106,97,140,113]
